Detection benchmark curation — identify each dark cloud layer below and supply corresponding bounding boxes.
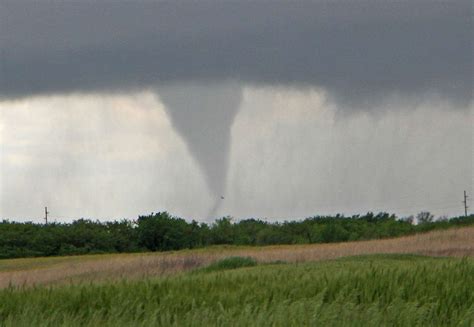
[1,0,471,105]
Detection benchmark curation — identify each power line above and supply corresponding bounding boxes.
[2,192,469,223]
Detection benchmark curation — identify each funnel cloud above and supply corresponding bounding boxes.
[158,83,242,217]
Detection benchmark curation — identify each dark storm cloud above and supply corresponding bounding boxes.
[0,0,471,105]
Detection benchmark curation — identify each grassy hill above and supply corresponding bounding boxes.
[0,254,473,326]
[0,227,473,326]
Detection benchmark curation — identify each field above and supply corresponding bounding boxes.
[0,227,473,326]
[0,226,472,287]
[0,255,473,326]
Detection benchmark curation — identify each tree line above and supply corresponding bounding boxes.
[0,212,472,259]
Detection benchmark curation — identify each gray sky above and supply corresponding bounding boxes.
[0,1,472,222]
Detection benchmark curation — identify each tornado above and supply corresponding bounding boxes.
[158,83,242,219]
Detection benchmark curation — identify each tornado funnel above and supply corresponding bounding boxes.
[158,83,242,218]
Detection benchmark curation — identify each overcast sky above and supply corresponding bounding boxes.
[0,1,472,222]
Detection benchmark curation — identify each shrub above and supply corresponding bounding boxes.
[201,256,257,272]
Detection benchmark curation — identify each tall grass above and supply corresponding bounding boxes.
[0,255,472,326]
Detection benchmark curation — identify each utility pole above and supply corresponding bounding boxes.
[463,191,469,217]
[44,206,49,224]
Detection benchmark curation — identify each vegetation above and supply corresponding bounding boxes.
[1,227,471,288]
[198,256,257,272]
[0,255,472,326]
[0,212,472,259]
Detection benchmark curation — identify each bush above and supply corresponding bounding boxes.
[202,256,257,272]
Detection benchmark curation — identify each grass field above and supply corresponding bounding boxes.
[0,226,472,288]
[0,254,472,326]
[0,227,473,326]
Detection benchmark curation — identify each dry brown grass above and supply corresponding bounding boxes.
[1,226,473,288]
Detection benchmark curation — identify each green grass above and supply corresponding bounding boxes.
[0,254,472,326]
[198,256,257,272]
